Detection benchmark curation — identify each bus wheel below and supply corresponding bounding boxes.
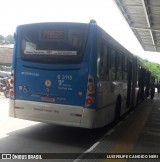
[114,98,121,124]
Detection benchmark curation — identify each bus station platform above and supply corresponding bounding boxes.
[76,93,160,162]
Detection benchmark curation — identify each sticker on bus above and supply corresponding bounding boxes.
[24,50,77,55]
[41,97,55,102]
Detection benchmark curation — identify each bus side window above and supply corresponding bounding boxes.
[111,49,115,69]
[122,56,127,80]
[138,65,141,87]
[116,52,123,80]
[109,49,116,80]
[136,64,139,87]
[106,47,110,80]
[99,41,108,80]
[117,53,122,70]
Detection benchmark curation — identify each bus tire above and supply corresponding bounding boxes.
[114,97,121,124]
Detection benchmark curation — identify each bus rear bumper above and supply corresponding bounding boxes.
[9,99,95,128]
[9,99,15,117]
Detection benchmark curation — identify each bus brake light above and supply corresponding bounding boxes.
[88,94,95,97]
[10,70,15,99]
[84,74,95,108]
[86,98,92,105]
[88,85,94,91]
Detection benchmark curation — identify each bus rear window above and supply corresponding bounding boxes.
[20,24,88,63]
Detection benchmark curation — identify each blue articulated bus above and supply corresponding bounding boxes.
[9,20,151,128]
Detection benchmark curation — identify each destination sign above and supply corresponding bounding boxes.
[41,30,64,40]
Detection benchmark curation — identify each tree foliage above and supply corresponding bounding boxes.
[5,35,14,44]
[144,60,160,80]
[136,55,160,80]
[0,35,14,44]
[0,35,5,43]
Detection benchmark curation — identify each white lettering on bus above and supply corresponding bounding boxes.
[58,80,64,86]
[21,72,40,76]
[57,75,72,80]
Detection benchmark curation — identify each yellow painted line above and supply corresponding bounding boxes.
[104,102,153,162]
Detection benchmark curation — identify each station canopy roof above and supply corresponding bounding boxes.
[114,0,160,52]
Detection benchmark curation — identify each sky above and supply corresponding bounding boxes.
[1,0,160,63]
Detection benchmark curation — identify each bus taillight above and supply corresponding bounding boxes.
[85,75,95,107]
[88,85,94,91]
[88,94,95,97]
[86,98,93,105]
[10,70,15,99]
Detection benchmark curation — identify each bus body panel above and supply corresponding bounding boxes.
[9,99,96,128]
[14,61,89,106]
[95,80,128,123]
[9,21,98,128]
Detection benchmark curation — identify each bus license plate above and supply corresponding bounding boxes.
[41,97,55,102]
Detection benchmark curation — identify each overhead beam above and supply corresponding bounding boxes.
[131,27,160,32]
[141,0,157,51]
[114,0,159,52]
